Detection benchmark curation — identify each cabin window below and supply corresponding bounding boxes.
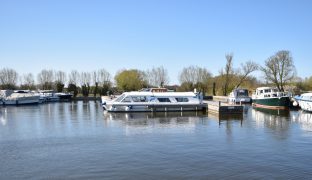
[264,89,270,93]
[157,98,171,102]
[132,96,147,102]
[175,97,189,102]
[122,97,132,102]
[237,90,248,96]
[115,95,125,102]
[260,90,263,94]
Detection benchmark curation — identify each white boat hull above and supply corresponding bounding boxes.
[103,103,204,112]
[228,97,252,103]
[2,98,40,105]
[295,93,312,112]
[298,100,312,112]
[101,91,204,112]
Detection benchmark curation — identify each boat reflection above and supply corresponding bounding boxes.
[207,112,243,127]
[0,108,7,126]
[103,111,207,121]
[292,110,312,132]
[103,111,208,135]
[252,107,290,138]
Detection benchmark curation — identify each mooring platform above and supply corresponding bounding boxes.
[204,100,244,114]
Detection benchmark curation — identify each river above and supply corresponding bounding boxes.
[0,101,312,179]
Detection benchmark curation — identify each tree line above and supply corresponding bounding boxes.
[0,50,308,96]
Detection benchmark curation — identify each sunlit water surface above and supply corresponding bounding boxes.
[1,102,312,179]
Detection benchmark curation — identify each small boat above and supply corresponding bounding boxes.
[0,90,40,105]
[228,88,251,104]
[55,92,73,101]
[252,87,290,109]
[38,90,60,102]
[294,93,312,112]
[101,91,204,112]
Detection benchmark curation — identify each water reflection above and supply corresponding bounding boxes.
[0,108,7,126]
[252,107,291,139]
[292,110,312,132]
[103,111,208,135]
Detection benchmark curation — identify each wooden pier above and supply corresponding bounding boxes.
[204,100,243,114]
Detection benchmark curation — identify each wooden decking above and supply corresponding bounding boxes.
[204,100,244,114]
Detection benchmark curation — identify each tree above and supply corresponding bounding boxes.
[145,66,169,87]
[115,69,147,91]
[178,66,212,95]
[80,72,91,97]
[0,68,18,89]
[220,53,234,96]
[68,70,80,86]
[97,69,111,86]
[55,71,67,92]
[20,73,35,90]
[98,69,112,95]
[92,71,98,97]
[37,69,54,90]
[68,83,78,97]
[261,50,296,91]
[235,61,258,88]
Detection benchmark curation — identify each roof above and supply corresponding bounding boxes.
[255,87,278,90]
[123,91,197,97]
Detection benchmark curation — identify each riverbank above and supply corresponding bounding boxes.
[72,96,101,101]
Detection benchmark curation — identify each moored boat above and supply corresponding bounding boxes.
[38,90,60,102]
[0,90,40,105]
[228,88,251,104]
[55,92,73,101]
[101,91,204,112]
[294,93,312,112]
[252,87,290,110]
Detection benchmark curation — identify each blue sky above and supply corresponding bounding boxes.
[1,0,311,84]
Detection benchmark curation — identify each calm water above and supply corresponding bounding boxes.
[1,101,312,179]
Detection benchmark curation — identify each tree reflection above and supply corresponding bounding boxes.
[291,110,312,132]
[252,107,291,139]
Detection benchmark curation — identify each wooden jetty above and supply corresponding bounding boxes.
[204,100,243,114]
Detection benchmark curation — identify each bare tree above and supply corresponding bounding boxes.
[222,53,234,96]
[146,66,169,87]
[68,70,80,85]
[91,70,98,97]
[235,61,258,88]
[0,68,18,89]
[261,50,296,91]
[92,71,98,86]
[37,69,54,90]
[55,71,67,84]
[178,66,212,94]
[179,66,198,84]
[80,72,91,97]
[55,71,67,92]
[20,73,35,90]
[97,69,111,86]
[80,72,91,86]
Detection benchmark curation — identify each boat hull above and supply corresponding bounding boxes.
[298,100,312,112]
[228,97,252,104]
[103,103,205,112]
[252,96,290,110]
[2,98,40,105]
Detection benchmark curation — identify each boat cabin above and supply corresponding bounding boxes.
[254,87,287,98]
[113,92,200,104]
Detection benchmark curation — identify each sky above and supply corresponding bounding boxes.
[1,0,312,84]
